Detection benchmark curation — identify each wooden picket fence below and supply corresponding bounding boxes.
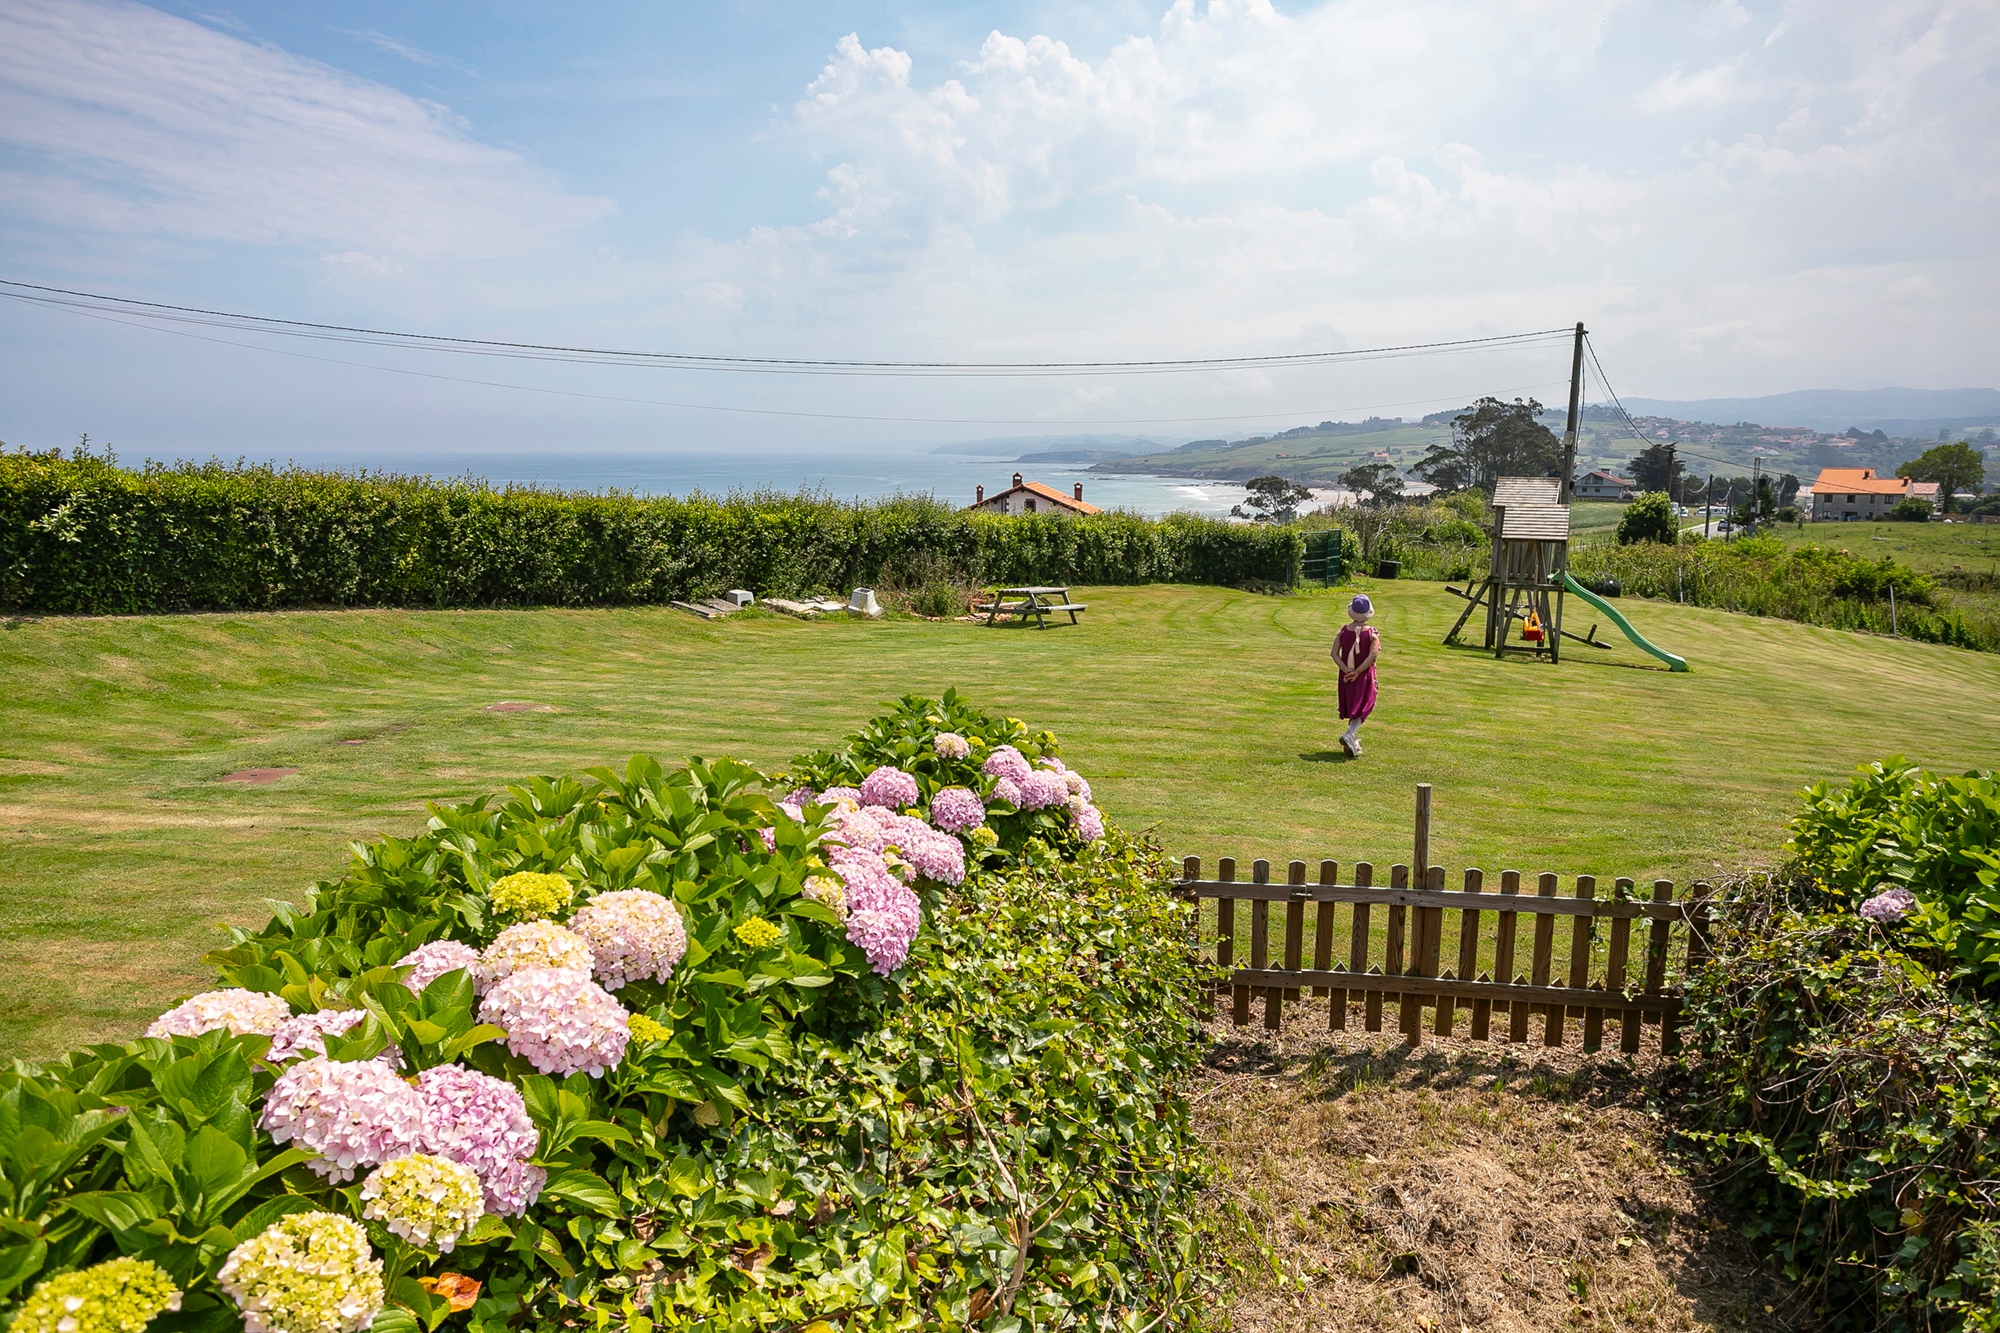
[1173,785,1712,1055]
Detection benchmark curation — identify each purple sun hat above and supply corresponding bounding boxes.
[1349,594,1374,616]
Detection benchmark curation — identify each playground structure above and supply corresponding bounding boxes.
[1442,322,1690,671]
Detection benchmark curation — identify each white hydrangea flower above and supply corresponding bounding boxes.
[567,890,687,991]
[145,989,292,1040]
[471,920,593,991]
[217,1212,383,1333]
[360,1153,484,1252]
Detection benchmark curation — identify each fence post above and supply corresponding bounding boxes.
[1413,783,1432,885]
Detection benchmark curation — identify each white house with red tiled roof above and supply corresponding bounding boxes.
[1573,469,1638,500]
[967,473,1103,516]
[1810,467,1918,520]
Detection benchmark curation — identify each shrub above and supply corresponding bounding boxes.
[1569,537,2000,652]
[0,450,1300,613]
[1615,491,1677,545]
[0,694,1214,1331]
[1679,760,2000,1329]
[1890,496,1936,522]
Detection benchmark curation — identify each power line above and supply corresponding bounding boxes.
[0,277,1572,379]
[1582,336,1745,476]
[36,293,1567,428]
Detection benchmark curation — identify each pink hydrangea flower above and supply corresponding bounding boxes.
[1062,770,1091,801]
[416,1065,545,1216]
[783,786,816,807]
[477,968,630,1078]
[1071,803,1106,843]
[567,889,687,990]
[265,1008,369,1063]
[930,786,985,834]
[758,826,777,851]
[829,848,921,975]
[260,1056,424,1182]
[982,745,1033,785]
[395,940,481,994]
[932,732,971,760]
[819,785,863,806]
[989,777,1022,808]
[1859,886,1916,923]
[860,767,920,809]
[1016,770,1070,810]
[472,921,593,992]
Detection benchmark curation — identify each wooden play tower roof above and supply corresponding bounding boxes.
[1490,477,1571,542]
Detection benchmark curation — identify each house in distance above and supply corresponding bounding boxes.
[967,473,1103,516]
[1572,469,1638,500]
[1809,466,1930,520]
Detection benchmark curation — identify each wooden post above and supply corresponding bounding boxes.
[1250,859,1271,1029]
[1461,869,1488,1040]
[1575,876,1603,1052]
[1499,870,1526,1042]
[1608,877,1638,1054]
[1642,876,1672,1050]
[1359,862,1382,1032]
[1220,858,1245,1026]
[1312,861,1338,999]
[1387,864,1410,1040]
[1532,873,1559,1045]
[1283,860,1307,1007]
[1184,856,1209,1016]
[1413,784,1432,886]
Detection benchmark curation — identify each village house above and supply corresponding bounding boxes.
[1572,469,1638,500]
[1809,467,1923,521]
[966,473,1103,516]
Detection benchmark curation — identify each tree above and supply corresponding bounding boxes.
[1337,462,1405,507]
[1616,492,1677,545]
[1628,442,1683,496]
[1888,496,1934,522]
[1896,441,1986,514]
[1411,397,1562,495]
[1231,475,1314,524]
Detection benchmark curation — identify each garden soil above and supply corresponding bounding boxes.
[1197,1010,1798,1332]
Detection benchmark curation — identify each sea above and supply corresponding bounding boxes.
[297,448,1262,519]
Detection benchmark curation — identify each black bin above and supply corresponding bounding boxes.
[1374,559,1401,579]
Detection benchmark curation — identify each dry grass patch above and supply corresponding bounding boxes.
[1198,1013,1794,1332]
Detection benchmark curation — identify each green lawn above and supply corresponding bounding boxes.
[4,583,1997,1059]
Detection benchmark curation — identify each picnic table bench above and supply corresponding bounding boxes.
[976,585,1087,629]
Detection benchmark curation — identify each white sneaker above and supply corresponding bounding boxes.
[1339,733,1357,756]
[1350,735,1364,755]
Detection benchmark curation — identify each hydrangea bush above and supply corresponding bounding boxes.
[0,694,1210,1333]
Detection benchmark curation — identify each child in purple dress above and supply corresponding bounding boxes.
[1333,594,1380,756]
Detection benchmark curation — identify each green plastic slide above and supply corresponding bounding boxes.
[1561,573,1689,672]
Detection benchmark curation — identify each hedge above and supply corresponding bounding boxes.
[0,692,1216,1330]
[0,451,1300,614]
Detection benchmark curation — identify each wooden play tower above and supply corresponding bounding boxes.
[1443,323,1586,662]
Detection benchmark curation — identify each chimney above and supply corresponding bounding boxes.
[1074,482,1084,502]
[975,484,984,503]
[1012,471,1023,488]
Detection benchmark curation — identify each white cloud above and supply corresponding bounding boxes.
[0,0,608,263]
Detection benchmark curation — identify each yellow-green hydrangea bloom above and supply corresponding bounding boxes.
[360,1153,484,1252]
[732,917,783,950]
[626,1013,672,1044]
[487,871,574,920]
[968,826,999,848]
[217,1211,384,1333]
[15,1257,181,1333]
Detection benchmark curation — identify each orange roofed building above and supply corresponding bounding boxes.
[1810,467,1918,521]
[967,473,1103,516]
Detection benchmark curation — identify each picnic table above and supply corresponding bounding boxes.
[977,585,1088,629]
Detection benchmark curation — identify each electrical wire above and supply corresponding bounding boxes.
[0,277,1572,379]
[1583,335,1746,475]
[30,292,1568,428]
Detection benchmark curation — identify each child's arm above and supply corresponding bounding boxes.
[1357,633,1381,673]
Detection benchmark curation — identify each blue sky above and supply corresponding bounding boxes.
[1,0,1995,460]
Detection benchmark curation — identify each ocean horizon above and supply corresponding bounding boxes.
[179,447,1270,519]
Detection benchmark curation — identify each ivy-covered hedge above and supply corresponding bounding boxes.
[1677,759,2000,1330]
[0,692,1214,1332]
[0,451,1299,613]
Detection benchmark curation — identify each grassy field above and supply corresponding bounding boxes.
[1769,517,2000,573]
[4,582,1997,1059]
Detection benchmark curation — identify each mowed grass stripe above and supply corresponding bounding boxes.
[3,582,1995,1057]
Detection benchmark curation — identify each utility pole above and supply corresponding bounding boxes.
[1559,321,1585,506]
[1704,473,1714,539]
